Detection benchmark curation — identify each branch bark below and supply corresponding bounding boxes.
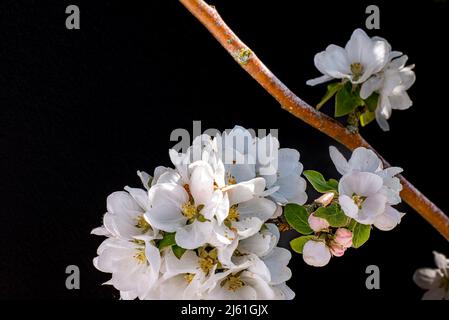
[179,0,449,241]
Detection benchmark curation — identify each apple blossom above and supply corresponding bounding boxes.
[330,146,405,229]
[360,54,416,131]
[306,29,391,86]
[93,237,161,300]
[413,251,449,300]
[303,240,332,267]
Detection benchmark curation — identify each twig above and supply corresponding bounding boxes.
[178,0,449,241]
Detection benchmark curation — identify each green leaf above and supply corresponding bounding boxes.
[284,203,313,235]
[335,82,364,117]
[172,245,186,259]
[360,110,376,127]
[303,170,339,193]
[317,82,345,110]
[290,235,316,254]
[314,204,349,227]
[158,233,176,250]
[328,179,339,190]
[364,92,380,112]
[351,222,371,248]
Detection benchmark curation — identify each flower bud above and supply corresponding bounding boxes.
[308,213,330,232]
[315,192,335,207]
[303,240,331,267]
[329,241,346,257]
[334,228,353,248]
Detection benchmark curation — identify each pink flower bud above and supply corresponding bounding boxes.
[329,242,346,257]
[334,228,353,248]
[308,213,330,232]
[315,192,335,207]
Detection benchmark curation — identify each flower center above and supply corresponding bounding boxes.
[133,248,146,264]
[135,215,151,233]
[198,247,218,274]
[221,273,245,291]
[182,202,199,219]
[350,62,364,81]
[184,273,195,283]
[227,205,240,222]
[227,172,237,185]
[352,194,367,209]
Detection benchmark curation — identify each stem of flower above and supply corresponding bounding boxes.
[178,0,449,241]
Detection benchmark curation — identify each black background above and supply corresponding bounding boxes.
[1,0,448,300]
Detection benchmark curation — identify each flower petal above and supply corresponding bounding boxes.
[339,171,384,196]
[175,220,214,250]
[329,146,350,175]
[339,195,359,219]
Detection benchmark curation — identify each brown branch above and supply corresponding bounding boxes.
[178,0,449,241]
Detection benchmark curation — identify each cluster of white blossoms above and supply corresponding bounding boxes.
[301,146,405,267]
[92,126,307,300]
[331,146,405,230]
[307,28,416,131]
[413,251,449,300]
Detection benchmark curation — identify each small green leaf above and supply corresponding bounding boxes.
[360,110,376,127]
[335,82,364,117]
[290,235,316,254]
[303,170,339,193]
[328,179,339,190]
[314,204,349,227]
[352,222,371,248]
[284,204,313,235]
[364,92,380,112]
[317,82,345,110]
[158,233,176,250]
[172,245,186,259]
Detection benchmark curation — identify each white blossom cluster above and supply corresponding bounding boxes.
[92,126,307,300]
[307,28,416,131]
[302,146,406,267]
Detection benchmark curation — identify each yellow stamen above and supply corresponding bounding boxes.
[221,274,245,291]
[350,62,364,81]
[135,215,151,233]
[182,202,198,219]
[352,195,366,209]
[184,273,195,283]
[227,205,240,222]
[198,248,218,274]
[133,249,146,264]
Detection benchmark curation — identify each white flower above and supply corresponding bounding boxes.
[413,251,449,300]
[93,237,161,300]
[338,171,387,225]
[259,147,308,206]
[372,205,405,231]
[144,162,224,250]
[306,29,391,86]
[202,251,292,300]
[151,249,209,300]
[361,54,416,131]
[302,240,332,267]
[329,145,403,205]
[91,188,154,240]
[329,146,405,229]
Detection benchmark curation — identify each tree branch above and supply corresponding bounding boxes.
[178,0,449,241]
